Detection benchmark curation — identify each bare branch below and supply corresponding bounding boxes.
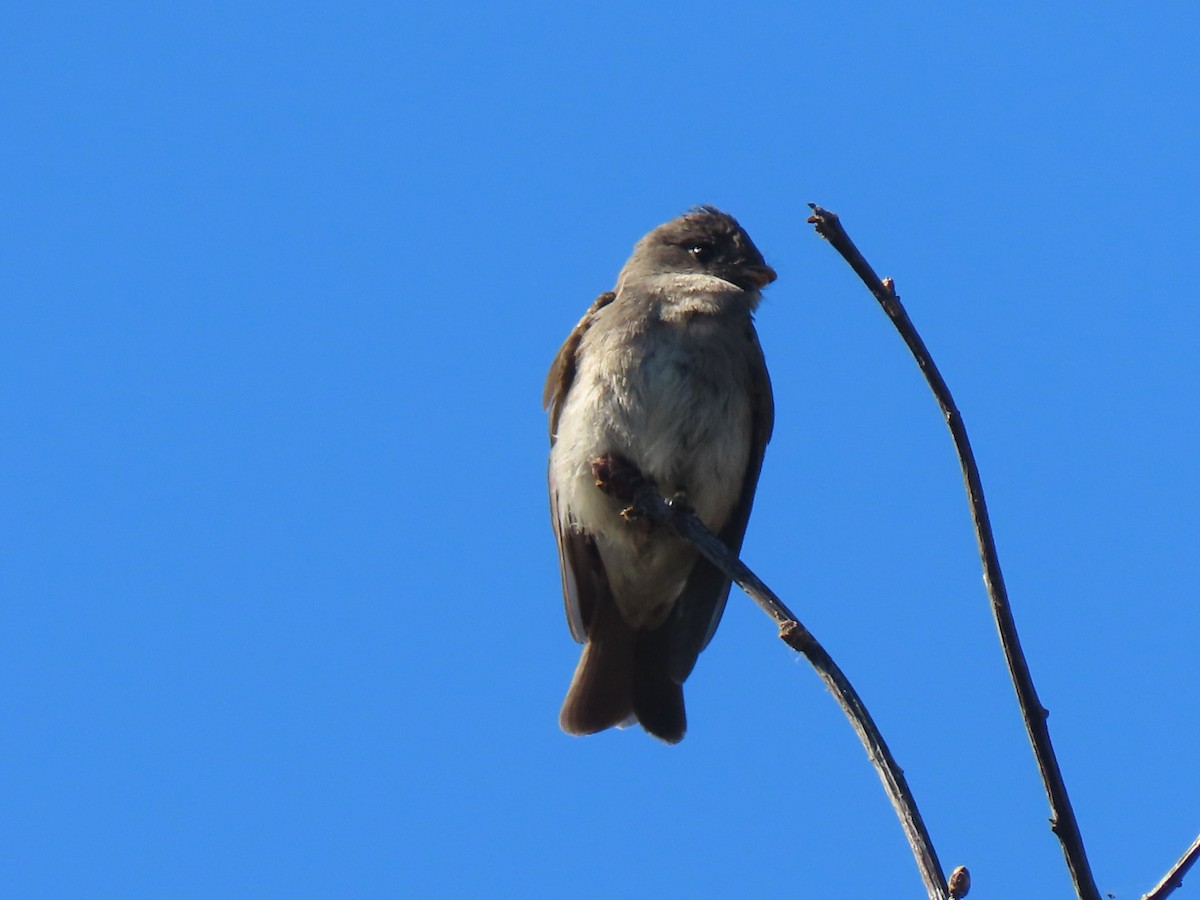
[618,483,953,900]
[806,203,1101,900]
[1143,832,1200,900]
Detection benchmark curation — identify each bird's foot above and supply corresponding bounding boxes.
[592,454,657,531]
[592,453,650,503]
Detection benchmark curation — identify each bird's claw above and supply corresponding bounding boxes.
[592,453,651,503]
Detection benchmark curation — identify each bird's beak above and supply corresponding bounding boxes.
[741,264,777,289]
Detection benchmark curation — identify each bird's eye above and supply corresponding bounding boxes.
[689,243,714,263]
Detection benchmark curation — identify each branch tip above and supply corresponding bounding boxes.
[809,203,1101,900]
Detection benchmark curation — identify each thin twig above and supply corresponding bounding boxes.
[1143,832,1200,900]
[625,485,952,900]
[806,203,1101,900]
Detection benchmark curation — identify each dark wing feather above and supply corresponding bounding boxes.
[664,321,774,683]
[545,292,616,642]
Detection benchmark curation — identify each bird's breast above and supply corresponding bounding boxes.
[617,319,753,528]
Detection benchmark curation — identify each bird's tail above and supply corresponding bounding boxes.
[560,600,687,744]
[632,624,686,744]
[560,598,636,736]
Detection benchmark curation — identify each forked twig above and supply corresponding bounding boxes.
[805,203,1101,900]
[618,483,954,900]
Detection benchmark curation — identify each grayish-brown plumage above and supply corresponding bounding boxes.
[544,207,775,743]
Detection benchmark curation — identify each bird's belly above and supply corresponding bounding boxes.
[550,327,752,628]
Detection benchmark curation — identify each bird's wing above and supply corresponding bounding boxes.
[663,321,774,683]
[545,292,616,642]
[543,292,616,440]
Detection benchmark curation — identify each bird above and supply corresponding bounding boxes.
[544,206,775,743]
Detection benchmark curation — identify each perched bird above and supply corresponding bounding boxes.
[544,206,775,743]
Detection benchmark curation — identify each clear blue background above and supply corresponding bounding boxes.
[4,3,1197,898]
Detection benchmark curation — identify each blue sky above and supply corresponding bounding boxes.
[4,2,1198,897]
